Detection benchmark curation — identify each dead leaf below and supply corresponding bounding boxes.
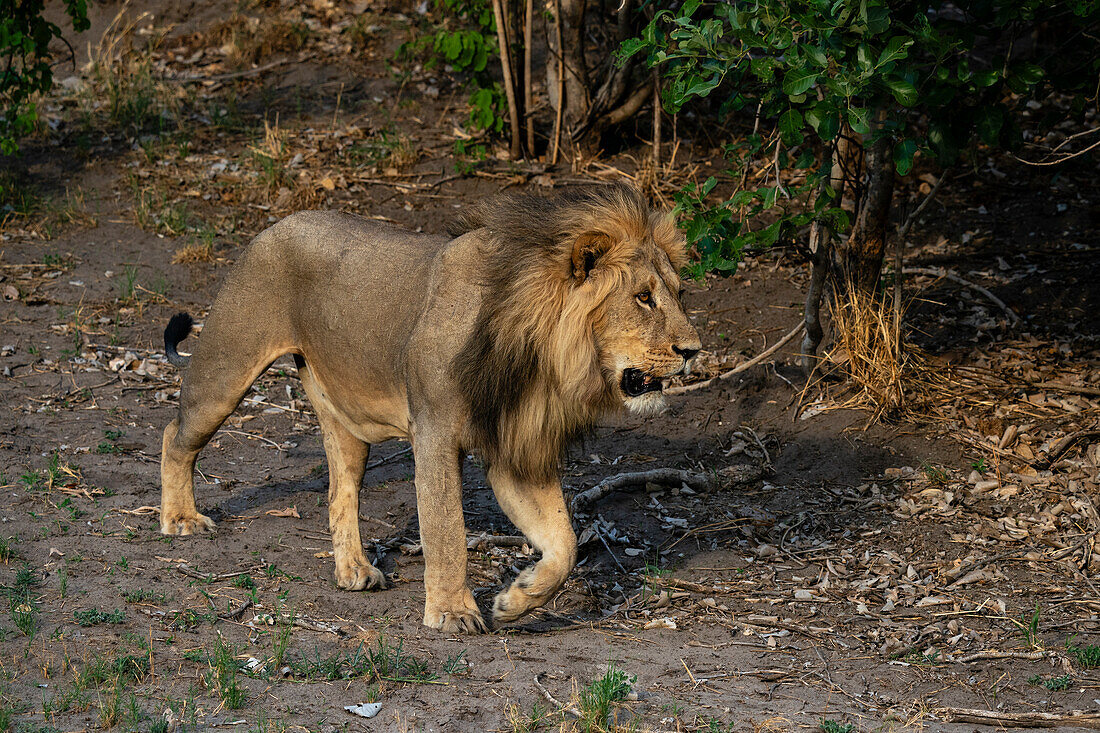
[266,506,301,519]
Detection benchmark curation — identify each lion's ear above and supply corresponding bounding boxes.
[571,232,612,282]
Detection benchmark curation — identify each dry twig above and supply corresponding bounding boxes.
[903,266,1020,324]
[533,674,582,718]
[939,707,1100,728]
[666,322,804,395]
[571,469,713,511]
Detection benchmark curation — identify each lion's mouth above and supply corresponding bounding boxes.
[621,368,663,397]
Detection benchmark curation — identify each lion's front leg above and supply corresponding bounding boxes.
[487,466,577,626]
[414,434,488,634]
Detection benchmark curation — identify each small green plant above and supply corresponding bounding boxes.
[233,574,256,590]
[117,265,139,301]
[97,678,122,728]
[579,664,634,731]
[367,636,437,683]
[452,138,488,175]
[970,457,987,473]
[443,649,469,675]
[506,702,556,733]
[206,637,247,710]
[74,608,125,626]
[1029,674,1072,691]
[10,595,37,638]
[0,536,16,562]
[820,721,855,733]
[1066,639,1100,669]
[96,428,125,454]
[121,588,168,604]
[1019,604,1042,649]
[921,462,949,486]
[76,653,150,688]
[270,606,294,671]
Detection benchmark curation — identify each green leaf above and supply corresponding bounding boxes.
[893,139,917,175]
[803,46,828,68]
[976,106,1003,145]
[1015,62,1043,86]
[876,36,912,68]
[973,68,1000,88]
[778,108,804,144]
[847,106,871,135]
[885,77,918,106]
[782,67,818,96]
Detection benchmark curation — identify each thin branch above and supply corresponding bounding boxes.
[571,469,715,511]
[667,322,804,395]
[491,0,523,160]
[523,0,534,155]
[897,172,949,240]
[533,674,582,718]
[550,0,565,165]
[902,266,1020,324]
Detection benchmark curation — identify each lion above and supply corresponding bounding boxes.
[160,183,701,633]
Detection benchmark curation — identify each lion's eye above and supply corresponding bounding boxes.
[636,291,652,306]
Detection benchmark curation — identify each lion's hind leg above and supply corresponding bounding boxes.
[161,417,217,535]
[298,362,386,591]
[487,467,577,626]
[162,319,294,535]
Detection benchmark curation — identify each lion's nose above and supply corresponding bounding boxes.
[673,345,699,361]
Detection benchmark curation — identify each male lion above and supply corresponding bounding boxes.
[160,183,700,633]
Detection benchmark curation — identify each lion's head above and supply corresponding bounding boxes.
[452,183,701,482]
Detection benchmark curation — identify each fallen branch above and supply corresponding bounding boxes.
[902,266,1020,324]
[666,322,804,395]
[939,707,1100,728]
[953,649,1052,663]
[1042,426,1100,467]
[466,534,528,551]
[533,674,582,718]
[571,469,713,511]
[364,445,412,471]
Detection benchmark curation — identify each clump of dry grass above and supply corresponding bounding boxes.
[817,284,942,422]
[249,118,289,193]
[81,6,180,134]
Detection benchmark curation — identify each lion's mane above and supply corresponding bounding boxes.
[451,183,686,484]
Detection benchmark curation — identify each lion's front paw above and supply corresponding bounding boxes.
[425,608,489,634]
[424,591,488,634]
[160,512,216,535]
[334,559,386,591]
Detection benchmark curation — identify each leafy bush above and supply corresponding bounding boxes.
[0,0,90,154]
[626,0,1100,278]
[399,0,505,134]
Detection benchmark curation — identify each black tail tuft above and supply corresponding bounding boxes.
[165,312,194,368]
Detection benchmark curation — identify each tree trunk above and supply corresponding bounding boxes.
[836,130,894,293]
[801,143,836,374]
[546,0,589,135]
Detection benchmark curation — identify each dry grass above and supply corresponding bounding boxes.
[813,284,944,422]
[81,6,180,134]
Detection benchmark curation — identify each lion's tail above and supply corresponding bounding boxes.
[164,312,194,368]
